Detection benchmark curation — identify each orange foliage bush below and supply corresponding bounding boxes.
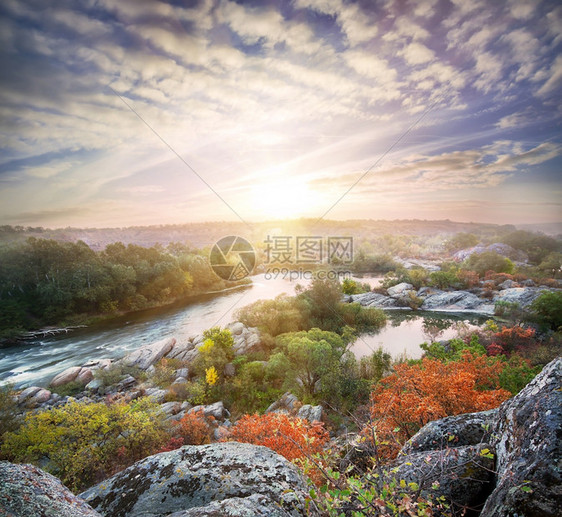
[367,353,511,457]
[225,412,329,462]
[176,409,215,445]
[492,325,536,355]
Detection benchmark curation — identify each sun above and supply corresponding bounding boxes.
[250,180,320,220]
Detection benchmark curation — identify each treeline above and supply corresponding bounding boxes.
[0,239,236,335]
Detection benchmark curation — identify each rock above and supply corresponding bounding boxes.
[166,339,198,363]
[493,287,551,308]
[176,367,189,379]
[480,357,562,517]
[395,258,441,271]
[85,378,104,391]
[297,404,323,422]
[17,386,42,404]
[168,493,286,516]
[421,290,494,314]
[266,392,300,413]
[76,367,94,385]
[121,337,176,370]
[80,443,310,517]
[49,366,82,387]
[393,444,495,514]
[223,362,235,377]
[387,282,414,297]
[145,388,167,403]
[160,401,181,416]
[173,376,188,384]
[453,243,527,262]
[498,279,517,289]
[82,358,112,371]
[228,321,245,335]
[116,375,136,390]
[351,292,409,309]
[32,388,52,404]
[0,461,101,517]
[189,401,227,420]
[402,409,497,454]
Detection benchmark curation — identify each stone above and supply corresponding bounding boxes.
[49,366,82,387]
[392,444,495,514]
[498,279,517,289]
[421,290,494,314]
[401,409,498,455]
[387,282,414,297]
[160,401,181,416]
[493,287,551,308]
[173,376,188,384]
[228,321,245,335]
[85,378,104,391]
[223,362,235,377]
[176,367,189,379]
[145,388,167,403]
[0,461,101,517]
[189,401,227,420]
[80,443,310,517]
[168,494,287,516]
[480,357,561,517]
[297,404,323,422]
[350,292,409,309]
[121,337,176,370]
[32,388,52,404]
[17,386,42,404]
[76,367,94,385]
[266,392,300,413]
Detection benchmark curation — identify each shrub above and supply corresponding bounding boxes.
[175,409,214,445]
[0,385,20,443]
[1,398,170,491]
[465,251,514,276]
[225,412,329,462]
[491,325,536,356]
[531,290,562,330]
[368,353,511,457]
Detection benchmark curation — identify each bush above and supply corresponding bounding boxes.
[175,409,214,445]
[225,412,329,462]
[0,385,20,443]
[1,398,170,492]
[465,251,514,277]
[531,291,562,330]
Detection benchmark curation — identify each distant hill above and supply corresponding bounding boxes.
[0,219,545,250]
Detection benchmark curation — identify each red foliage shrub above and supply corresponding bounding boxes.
[367,352,511,458]
[492,325,536,355]
[457,269,480,288]
[486,343,505,356]
[176,410,215,445]
[225,412,329,462]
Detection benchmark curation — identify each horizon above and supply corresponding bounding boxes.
[1,0,561,228]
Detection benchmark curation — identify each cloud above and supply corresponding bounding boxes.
[400,42,435,65]
[537,55,562,97]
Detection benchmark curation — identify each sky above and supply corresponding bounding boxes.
[0,0,561,228]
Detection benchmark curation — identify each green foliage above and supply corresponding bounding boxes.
[50,380,84,397]
[429,270,459,289]
[465,251,514,277]
[501,230,560,264]
[445,232,479,252]
[537,252,562,278]
[359,347,392,382]
[93,363,145,387]
[420,335,486,362]
[339,302,387,331]
[351,251,399,274]
[531,291,562,330]
[1,398,170,492]
[498,355,540,395]
[0,385,21,443]
[341,278,370,295]
[150,357,184,388]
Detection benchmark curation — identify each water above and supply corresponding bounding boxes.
[0,274,484,388]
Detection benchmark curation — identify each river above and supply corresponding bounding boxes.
[0,274,485,388]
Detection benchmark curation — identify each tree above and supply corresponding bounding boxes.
[465,251,514,276]
[445,232,479,252]
[531,291,562,330]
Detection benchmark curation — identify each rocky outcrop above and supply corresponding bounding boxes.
[421,290,493,313]
[168,494,286,516]
[0,461,101,517]
[80,442,310,517]
[480,357,561,517]
[350,292,410,309]
[121,337,176,370]
[389,357,561,516]
[453,243,527,262]
[492,286,548,307]
[386,282,415,297]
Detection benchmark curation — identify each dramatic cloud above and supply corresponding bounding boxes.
[0,0,560,227]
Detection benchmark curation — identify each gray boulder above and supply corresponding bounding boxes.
[50,366,93,387]
[480,357,561,517]
[266,391,300,413]
[80,443,310,517]
[297,404,323,422]
[351,292,409,309]
[393,444,495,514]
[121,337,176,370]
[0,461,101,517]
[189,401,227,420]
[493,287,550,308]
[387,282,414,297]
[401,409,498,454]
[421,290,493,314]
[17,386,42,405]
[168,493,285,516]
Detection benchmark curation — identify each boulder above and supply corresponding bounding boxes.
[50,366,93,387]
[160,401,182,416]
[79,443,310,517]
[266,392,300,413]
[392,444,495,514]
[351,292,409,309]
[32,388,52,404]
[297,404,323,422]
[480,357,561,517]
[387,282,414,297]
[189,401,227,420]
[0,461,101,517]
[168,494,285,516]
[17,386,42,404]
[121,337,176,370]
[401,409,498,454]
[493,287,550,308]
[421,290,494,314]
